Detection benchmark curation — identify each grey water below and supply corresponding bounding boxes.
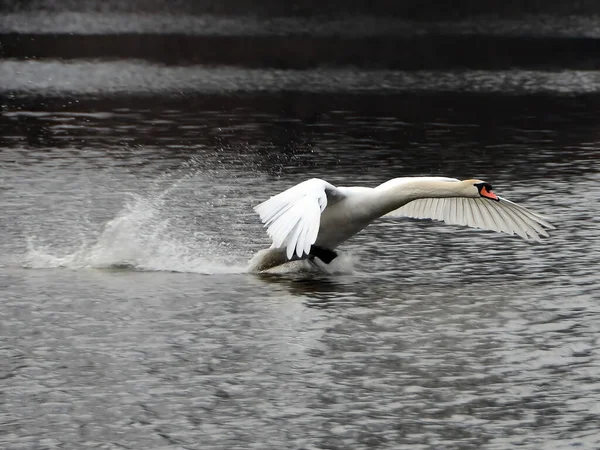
[2,12,600,450]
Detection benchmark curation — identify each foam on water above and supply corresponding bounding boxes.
[24,203,244,274]
[23,173,248,274]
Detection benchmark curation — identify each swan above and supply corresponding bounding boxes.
[248,177,554,272]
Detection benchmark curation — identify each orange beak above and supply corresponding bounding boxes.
[481,186,499,201]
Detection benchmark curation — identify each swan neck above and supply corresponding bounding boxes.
[376,179,465,215]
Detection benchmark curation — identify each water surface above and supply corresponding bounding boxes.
[1,22,600,450]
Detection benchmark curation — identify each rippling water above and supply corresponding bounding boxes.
[2,12,600,36]
[2,16,600,449]
[5,61,600,95]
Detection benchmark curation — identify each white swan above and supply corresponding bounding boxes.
[249,177,554,272]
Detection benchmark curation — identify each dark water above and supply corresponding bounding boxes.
[2,11,600,450]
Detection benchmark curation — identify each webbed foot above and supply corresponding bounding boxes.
[309,245,338,264]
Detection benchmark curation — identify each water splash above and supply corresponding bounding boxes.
[20,157,353,276]
[24,186,356,275]
[23,171,248,274]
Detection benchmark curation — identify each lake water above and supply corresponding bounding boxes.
[2,13,600,450]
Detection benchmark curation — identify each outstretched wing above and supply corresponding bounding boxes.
[386,196,554,241]
[254,178,345,258]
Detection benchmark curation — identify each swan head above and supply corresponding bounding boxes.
[462,179,500,201]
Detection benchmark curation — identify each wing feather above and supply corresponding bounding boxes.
[449,198,458,225]
[476,199,495,232]
[444,198,453,224]
[493,201,517,235]
[498,202,536,239]
[433,198,443,221]
[286,221,304,258]
[478,198,507,234]
[254,178,343,258]
[386,195,553,241]
[463,197,477,229]
[502,198,553,235]
[424,198,434,219]
[417,198,425,218]
[297,223,309,257]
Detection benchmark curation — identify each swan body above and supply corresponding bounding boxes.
[249,177,554,272]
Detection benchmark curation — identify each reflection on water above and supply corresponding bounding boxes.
[4,60,600,95]
[3,13,600,37]
[1,54,600,450]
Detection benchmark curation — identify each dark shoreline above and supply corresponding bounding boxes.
[3,33,600,70]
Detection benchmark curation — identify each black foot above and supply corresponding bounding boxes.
[309,245,338,264]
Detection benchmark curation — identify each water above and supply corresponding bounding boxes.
[3,12,600,36]
[2,13,600,450]
[6,61,600,95]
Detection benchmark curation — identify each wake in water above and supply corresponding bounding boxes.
[23,162,249,274]
[21,159,357,275]
[24,192,356,275]
[24,194,244,274]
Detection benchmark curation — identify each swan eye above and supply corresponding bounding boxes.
[474,182,493,192]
